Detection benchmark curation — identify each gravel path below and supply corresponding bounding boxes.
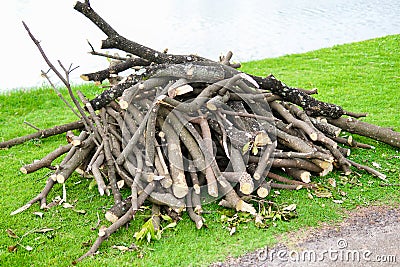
[210,205,400,267]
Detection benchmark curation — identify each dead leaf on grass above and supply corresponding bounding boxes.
[8,245,17,252]
[6,229,19,239]
[315,190,332,198]
[328,178,336,187]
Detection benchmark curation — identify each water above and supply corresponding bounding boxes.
[1,0,399,91]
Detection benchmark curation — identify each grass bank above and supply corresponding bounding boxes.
[1,35,399,266]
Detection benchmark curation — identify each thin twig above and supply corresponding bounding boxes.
[87,39,129,60]
[23,121,41,131]
[40,70,80,118]
[22,21,91,132]
[346,159,387,180]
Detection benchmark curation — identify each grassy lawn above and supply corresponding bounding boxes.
[1,35,399,267]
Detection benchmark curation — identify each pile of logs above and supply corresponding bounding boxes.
[3,1,399,264]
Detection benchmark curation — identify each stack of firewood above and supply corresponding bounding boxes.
[3,1,399,263]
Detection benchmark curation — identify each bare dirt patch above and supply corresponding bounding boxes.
[211,205,400,267]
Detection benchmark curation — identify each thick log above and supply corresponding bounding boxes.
[150,61,227,82]
[227,147,253,194]
[89,75,139,110]
[251,74,345,118]
[101,36,209,64]
[144,104,160,167]
[238,172,254,195]
[328,117,400,148]
[218,190,256,215]
[74,1,209,64]
[188,157,201,195]
[257,179,271,198]
[284,168,311,183]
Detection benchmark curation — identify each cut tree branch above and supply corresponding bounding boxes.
[0,121,84,149]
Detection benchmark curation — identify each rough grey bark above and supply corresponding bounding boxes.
[328,117,400,148]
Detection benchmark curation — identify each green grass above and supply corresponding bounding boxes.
[1,35,400,267]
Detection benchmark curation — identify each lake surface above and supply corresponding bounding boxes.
[1,0,399,91]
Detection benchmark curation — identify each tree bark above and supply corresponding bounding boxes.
[0,121,84,149]
[55,137,96,184]
[89,75,140,110]
[74,1,209,64]
[20,144,72,174]
[81,57,150,83]
[328,117,400,148]
[252,74,345,118]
